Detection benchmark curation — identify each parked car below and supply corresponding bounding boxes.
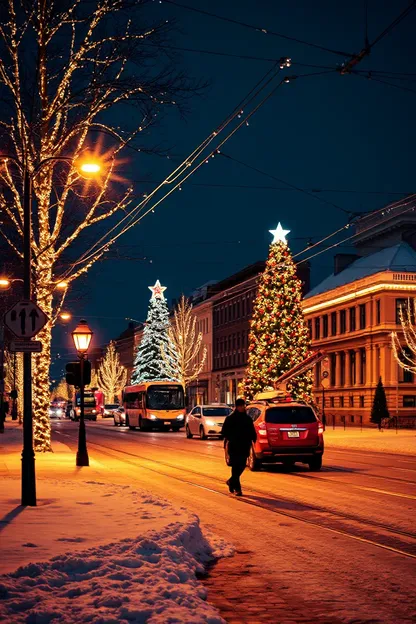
[65,401,73,419]
[103,404,119,418]
[186,404,232,439]
[49,404,64,419]
[113,407,126,427]
[233,392,324,471]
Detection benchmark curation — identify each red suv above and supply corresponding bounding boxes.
[245,395,324,471]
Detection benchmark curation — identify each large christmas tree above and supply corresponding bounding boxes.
[243,223,313,402]
[131,280,179,384]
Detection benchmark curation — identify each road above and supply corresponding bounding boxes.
[54,419,416,624]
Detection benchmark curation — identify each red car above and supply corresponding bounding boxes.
[244,392,324,471]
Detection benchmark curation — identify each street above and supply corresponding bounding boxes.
[53,419,416,624]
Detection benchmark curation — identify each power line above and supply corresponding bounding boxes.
[353,71,416,96]
[218,152,353,216]
[161,0,353,57]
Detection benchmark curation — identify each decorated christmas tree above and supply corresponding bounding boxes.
[243,223,313,402]
[131,280,179,384]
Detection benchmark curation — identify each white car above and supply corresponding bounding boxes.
[185,404,232,440]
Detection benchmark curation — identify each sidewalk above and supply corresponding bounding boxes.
[324,427,416,455]
[0,431,232,624]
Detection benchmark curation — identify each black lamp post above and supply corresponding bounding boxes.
[72,319,93,467]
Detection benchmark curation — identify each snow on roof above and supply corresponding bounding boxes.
[305,242,416,299]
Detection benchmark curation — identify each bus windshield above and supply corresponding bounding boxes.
[76,394,96,407]
[146,385,184,410]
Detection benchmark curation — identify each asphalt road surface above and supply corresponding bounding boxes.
[54,419,416,624]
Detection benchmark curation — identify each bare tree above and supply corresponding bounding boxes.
[391,298,416,375]
[0,0,200,450]
[162,296,207,388]
[97,341,127,402]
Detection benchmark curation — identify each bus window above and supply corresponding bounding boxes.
[147,385,184,410]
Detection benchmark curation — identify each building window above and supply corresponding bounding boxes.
[396,299,406,324]
[350,350,356,385]
[360,348,366,385]
[340,396,344,408]
[340,310,346,334]
[350,414,355,423]
[340,352,346,386]
[307,319,312,339]
[330,396,335,407]
[330,353,336,386]
[359,395,364,408]
[399,347,414,383]
[349,396,354,407]
[331,312,337,336]
[359,304,366,329]
[349,307,356,332]
[315,317,320,340]
[376,299,381,325]
[315,361,321,387]
[322,315,328,338]
[403,396,416,407]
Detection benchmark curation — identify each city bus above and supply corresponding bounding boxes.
[123,381,185,431]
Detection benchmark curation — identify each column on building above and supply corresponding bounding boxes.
[366,345,372,387]
[335,351,342,387]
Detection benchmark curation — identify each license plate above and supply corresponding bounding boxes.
[288,431,300,438]
[164,421,171,425]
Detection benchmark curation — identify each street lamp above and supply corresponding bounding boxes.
[60,312,72,322]
[0,152,103,506]
[72,319,93,467]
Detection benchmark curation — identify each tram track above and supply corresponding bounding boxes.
[77,434,416,560]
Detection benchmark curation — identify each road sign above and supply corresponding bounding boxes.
[4,300,48,339]
[9,340,42,353]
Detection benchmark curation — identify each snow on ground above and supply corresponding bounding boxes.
[324,427,416,454]
[0,478,232,623]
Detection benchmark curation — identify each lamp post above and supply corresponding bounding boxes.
[1,153,102,505]
[72,319,93,467]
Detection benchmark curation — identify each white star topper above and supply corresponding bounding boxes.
[269,222,290,244]
[148,279,167,300]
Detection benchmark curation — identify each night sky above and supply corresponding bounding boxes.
[51,0,416,380]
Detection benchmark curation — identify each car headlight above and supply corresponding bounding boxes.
[205,419,216,427]
[150,414,157,420]
[56,409,63,416]
[92,409,96,413]
[176,414,184,420]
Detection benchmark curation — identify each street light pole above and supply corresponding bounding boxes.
[21,168,36,506]
[76,353,89,467]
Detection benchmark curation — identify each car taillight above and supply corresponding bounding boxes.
[258,422,268,436]
[318,423,324,434]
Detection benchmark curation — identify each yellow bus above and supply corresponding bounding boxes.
[123,381,186,432]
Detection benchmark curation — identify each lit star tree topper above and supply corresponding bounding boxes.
[243,224,313,402]
[132,281,179,383]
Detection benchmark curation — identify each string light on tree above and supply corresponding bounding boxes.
[97,341,127,403]
[161,296,207,388]
[243,223,313,402]
[391,298,416,374]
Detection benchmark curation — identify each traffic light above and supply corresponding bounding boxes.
[65,360,91,387]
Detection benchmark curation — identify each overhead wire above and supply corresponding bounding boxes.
[62,68,337,279]
[160,0,353,57]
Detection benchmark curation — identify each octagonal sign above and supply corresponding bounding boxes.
[4,300,48,339]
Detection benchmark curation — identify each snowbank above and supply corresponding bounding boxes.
[0,479,232,623]
[324,428,416,454]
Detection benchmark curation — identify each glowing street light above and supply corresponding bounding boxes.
[60,312,72,322]
[0,278,11,290]
[56,281,68,290]
[76,155,102,179]
[71,319,93,467]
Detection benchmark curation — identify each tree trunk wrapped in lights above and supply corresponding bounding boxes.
[391,298,416,375]
[132,281,179,384]
[5,350,24,421]
[162,296,207,388]
[243,224,313,402]
[98,341,127,403]
[0,1,200,451]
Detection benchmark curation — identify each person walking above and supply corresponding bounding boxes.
[221,398,257,496]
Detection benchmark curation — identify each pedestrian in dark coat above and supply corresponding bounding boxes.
[221,398,257,496]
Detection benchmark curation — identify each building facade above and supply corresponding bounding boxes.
[187,295,213,406]
[303,243,416,426]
